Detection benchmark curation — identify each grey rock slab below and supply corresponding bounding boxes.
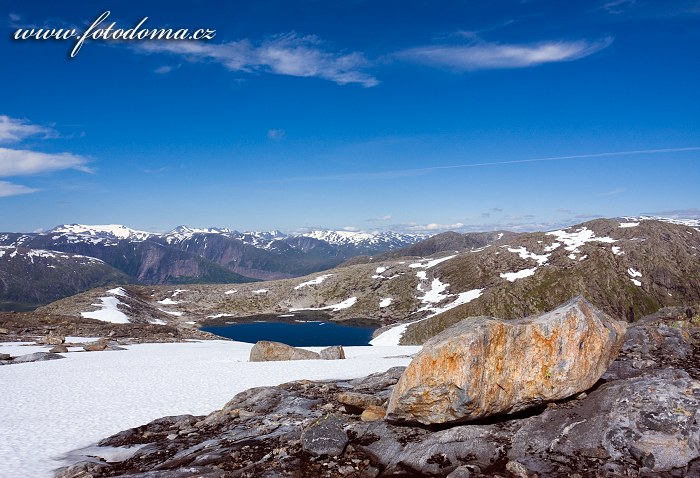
[301,415,348,457]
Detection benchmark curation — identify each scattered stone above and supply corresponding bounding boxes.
[506,460,530,478]
[249,340,320,362]
[387,296,626,424]
[301,415,348,457]
[320,345,346,360]
[1,352,64,365]
[0,327,8,334]
[83,342,108,352]
[50,344,69,353]
[360,405,386,421]
[38,334,65,345]
[0,353,10,360]
[446,465,472,478]
[337,391,384,411]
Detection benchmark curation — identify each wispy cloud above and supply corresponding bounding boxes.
[0,148,91,176]
[395,222,465,233]
[138,33,378,87]
[642,208,700,219]
[267,129,286,141]
[264,146,700,183]
[0,180,37,197]
[153,64,180,75]
[595,187,625,197]
[0,115,57,143]
[601,0,637,14]
[396,37,613,71]
[366,215,392,223]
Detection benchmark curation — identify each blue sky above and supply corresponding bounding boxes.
[0,0,698,234]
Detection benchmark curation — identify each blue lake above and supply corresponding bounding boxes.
[201,320,377,346]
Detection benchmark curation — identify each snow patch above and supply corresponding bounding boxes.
[627,268,642,278]
[107,287,127,297]
[0,341,420,478]
[612,246,624,256]
[500,267,538,282]
[507,247,550,266]
[409,255,456,269]
[252,289,269,294]
[546,227,616,255]
[294,274,333,290]
[290,297,358,313]
[619,222,640,228]
[81,297,130,324]
[379,298,393,308]
[631,279,642,287]
[224,290,237,295]
[157,298,179,305]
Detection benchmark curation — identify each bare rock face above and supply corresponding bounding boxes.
[387,296,626,424]
[509,368,700,474]
[248,340,320,362]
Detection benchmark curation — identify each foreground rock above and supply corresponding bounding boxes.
[387,296,626,424]
[509,368,700,474]
[249,340,320,361]
[54,305,700,478]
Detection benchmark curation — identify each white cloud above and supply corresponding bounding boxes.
[0,180,37,197]
[0,148,91,177]
[0,115,56,143]
[154,65,176,74]
[397,222,465,233]
[138,33,378,87]
[342,226,359,232]
[396,37,613,71]
[267,129,286,140]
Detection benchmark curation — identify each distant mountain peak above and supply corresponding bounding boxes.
[50,224,155,241]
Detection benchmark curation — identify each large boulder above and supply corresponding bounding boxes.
[249,340,320,362]
[387,296,626,424]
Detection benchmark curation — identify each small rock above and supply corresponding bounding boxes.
[576,392,587,400]
[447,465,472,478]
[238,410,256,419]
[249,341,320,362]
[337,392,384,410]
[83,343,107,352]
[0,353,11,360]
[505,460,529,478]
[302,416,348,457]
[360,406,386,421]
[0,327,8,334]
[3,352,65,365]
[50,345,69,353]
[320,345,346,360]
[39,335,65,345]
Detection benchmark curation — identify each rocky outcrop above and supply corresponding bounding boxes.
[387,297,626,424]
[509,368,700,474]
[248,340,320,361]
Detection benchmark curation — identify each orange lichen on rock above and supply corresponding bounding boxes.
[386,296,626,425]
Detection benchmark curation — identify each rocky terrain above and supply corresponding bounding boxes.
[0,311,215,345]
[37,218,700,347]
[0,225,425,310]
[54,300,700,478]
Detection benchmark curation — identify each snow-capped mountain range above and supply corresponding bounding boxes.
[46,223,425,250]
[0,224,427,309]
